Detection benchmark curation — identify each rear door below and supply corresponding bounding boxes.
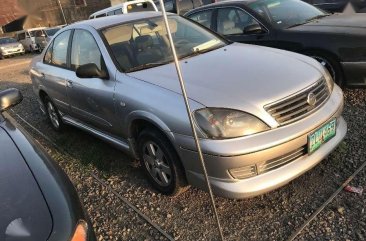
[37,30,74,114]
[66,29,117,133]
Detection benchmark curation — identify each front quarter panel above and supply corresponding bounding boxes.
[114,72,205,138]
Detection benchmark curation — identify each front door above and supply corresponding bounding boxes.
[215,7,275,47]
[66,29,117,133]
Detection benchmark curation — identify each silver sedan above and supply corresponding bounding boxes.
[30,12,346,199]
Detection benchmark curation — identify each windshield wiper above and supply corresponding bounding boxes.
[126,62,170,72]
[180,44,224,60]
[287,14,330,29]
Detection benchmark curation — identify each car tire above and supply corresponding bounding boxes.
[44,96,64,131]
[305,51,344,87]
[137,128,188,196]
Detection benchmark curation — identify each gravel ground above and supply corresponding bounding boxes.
[0,54,365,241]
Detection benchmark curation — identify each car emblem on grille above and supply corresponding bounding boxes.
[307,92,317,106]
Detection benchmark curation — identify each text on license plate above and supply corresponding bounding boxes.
[308,118,337,154]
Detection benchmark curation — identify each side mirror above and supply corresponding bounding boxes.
[76,63,108,79]
[0,88,23,112]
[243,24,264,34]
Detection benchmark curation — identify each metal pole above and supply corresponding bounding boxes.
[157,3,225,241]
[56,0,68,24]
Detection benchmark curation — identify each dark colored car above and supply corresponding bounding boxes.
[303,0,366,13]
[0,88,95,241]
[185,0,366,87]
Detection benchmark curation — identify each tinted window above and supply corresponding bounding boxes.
[71,30,104,71]
[217,8,259,35]
[248,0,326,28]
[51,30,71,67]
[96,13,106,18]
[188,10,213,29]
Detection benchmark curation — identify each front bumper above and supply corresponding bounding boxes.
[175,85,346,199]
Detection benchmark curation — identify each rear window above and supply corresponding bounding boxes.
[127,2,155,13]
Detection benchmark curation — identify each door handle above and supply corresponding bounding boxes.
[66,80,73,88]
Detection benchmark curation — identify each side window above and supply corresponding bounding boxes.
[217,8,260,35]
[96,13,106,18]
[71,30,104,72]
[107,10,114,16]
[44,42,54,64]
[188,10,213,29]
[51,30,71,67]
[114,8,122,15]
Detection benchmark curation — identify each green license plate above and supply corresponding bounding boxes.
[308,118,337,154]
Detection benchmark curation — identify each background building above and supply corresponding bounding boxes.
[1,0,111,33]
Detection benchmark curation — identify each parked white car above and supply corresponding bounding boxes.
[15,27,46,52]
[0,37,25,59]
[89,0,158,19]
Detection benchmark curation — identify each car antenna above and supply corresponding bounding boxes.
[157,3,225,241]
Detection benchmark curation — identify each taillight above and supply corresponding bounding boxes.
[71,221,88,241]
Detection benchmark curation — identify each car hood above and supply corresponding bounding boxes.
[0,127,52,241]
[127,43,324,121]
[290,13,366,33]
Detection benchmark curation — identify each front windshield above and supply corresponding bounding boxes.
[102,15,226,72]
[248,0,327,29]
[0,38,17,44]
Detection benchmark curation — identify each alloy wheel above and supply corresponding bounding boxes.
[142,141,172,187]
[47,102,60,129]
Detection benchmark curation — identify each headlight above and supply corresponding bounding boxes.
[322,66,334,92]
[194,108,270,139]
[0,46,4,50]
[18,44,23,48]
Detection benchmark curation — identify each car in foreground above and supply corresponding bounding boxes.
[185,0,366,87]
[30,12,346,199]
[0,37,25,59]
[0,88,95,240]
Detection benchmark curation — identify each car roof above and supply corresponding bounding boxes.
[70,11,173,30]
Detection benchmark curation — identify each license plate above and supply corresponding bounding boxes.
[308,118,337,154]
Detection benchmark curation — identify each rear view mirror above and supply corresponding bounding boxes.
[0,88,23,112]
[244,24,264,34]
[76,63,108,79]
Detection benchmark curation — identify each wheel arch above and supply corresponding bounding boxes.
[301,48,345,85]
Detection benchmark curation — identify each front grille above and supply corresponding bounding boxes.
[265,78,330,125]
[257,146,307,174]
